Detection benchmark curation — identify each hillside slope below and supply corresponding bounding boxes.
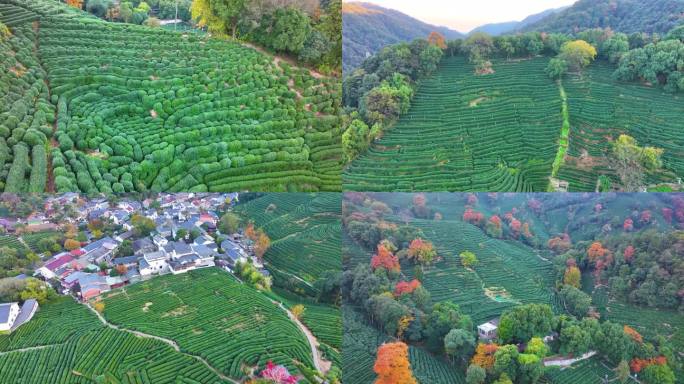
[469,6,567,36]
[0,0,342,193]
[342,2,463,73]
[522,0,684,34]
[343,52,684,192]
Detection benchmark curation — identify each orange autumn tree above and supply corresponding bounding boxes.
[624,325,643,343]
[407,238,436,264]
[371,244,400,273]
[374,342,417,384]
[587,241,613,284]
[548,234,572,253]
[587,242,607,262]
[65,0,83,9]
[245,222,257,240]
[115,264,128,275]
[64,238,80,251]
[427,31,447,49]
[630,356,667,373]
[254,230,271,260]
[471,343,499,370]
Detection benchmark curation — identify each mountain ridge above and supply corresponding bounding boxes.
[342,2,464,73]
[469,6,569,36]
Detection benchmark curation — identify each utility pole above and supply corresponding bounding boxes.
[175,0,178,31]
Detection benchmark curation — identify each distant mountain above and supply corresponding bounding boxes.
[522,0,684,34]
[342,2,464,74]
[469,6,568,36]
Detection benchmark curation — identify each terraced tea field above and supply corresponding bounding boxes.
[101,268,315,380]
[236,193,341,286]
[0,296,230,384]
[542,356,638,384]
[344,55,684,192]
[402,218,558,324]
[272,288,341,365]
[0,0,342,193]
[558,62,684,191]
[591,286,684,380]
[344,56,562,192]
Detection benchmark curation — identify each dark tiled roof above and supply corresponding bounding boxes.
[112,256,140,265]
[0,303,15,324]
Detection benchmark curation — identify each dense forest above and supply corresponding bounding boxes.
[522,0,684,35]
[342,192,683,384]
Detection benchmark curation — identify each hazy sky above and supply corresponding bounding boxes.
[347,0,578,33]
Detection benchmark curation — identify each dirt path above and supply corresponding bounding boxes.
[272,300,331,375]
[242,41,325,79]
[0,342,64,356]
[32,20,57,192]
[17,236,30,250]
[85,302,239,384]
[549,79,570,190]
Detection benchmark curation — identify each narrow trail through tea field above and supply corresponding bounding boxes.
[0,343,63,356]
[86,302,239,384]
[550,79,571,189]
[31,19,57,192]
[273,300,331,374]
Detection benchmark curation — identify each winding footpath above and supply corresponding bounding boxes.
[0,343,63,356]
[84,302,239,384]
[272,300,331,375]
[549,79,571,190]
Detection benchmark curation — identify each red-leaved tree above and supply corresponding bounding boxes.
[394,280,421,296]
[371,244,400,273]
[623,245,635,263]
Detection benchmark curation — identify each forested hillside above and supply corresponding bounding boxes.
[522,0,684,34]
[342,192,683,384]
[343,21,684,192]
[469,6,566,36]
[0,0,342,193]
[342,2,463,73]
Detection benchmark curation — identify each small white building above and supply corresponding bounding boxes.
[0,302,20,332]
[140,251,169,276]
[152,235,168,248]
[477,319,499,340]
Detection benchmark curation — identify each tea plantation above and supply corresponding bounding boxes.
[344,55,684,192]
[101,268,315,380]
[236,192,341,285]
[0,296,231,383]
[344,56,561,192]
[0,0,342,193]
[404,218,558,324]
[558,62,683,191]
[342,217,558,383]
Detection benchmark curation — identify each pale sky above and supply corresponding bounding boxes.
[346,0,578,33]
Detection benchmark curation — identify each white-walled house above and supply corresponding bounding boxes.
[477,318,499,340]
[0,302,20,332]
[152,235,168,248]
[140,251,169,276]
